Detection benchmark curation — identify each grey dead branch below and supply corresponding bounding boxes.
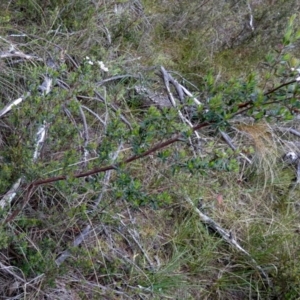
[186,196,272,288]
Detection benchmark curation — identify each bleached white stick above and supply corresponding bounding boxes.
[161,66,202,154]
[0,178,22,209]
[33,122,48,162]
[0,50,42,61]
[38,76,52,95]
[186,196,271,287]
[0,93,30,118]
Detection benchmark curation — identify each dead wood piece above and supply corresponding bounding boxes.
[0,178,23,209]
[186,196,272,288]
[134,85,172,108]
[55,225,91,266]
[220,130,252,164]
[278,127,300,138]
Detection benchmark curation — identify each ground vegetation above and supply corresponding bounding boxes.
[1,1,300,299]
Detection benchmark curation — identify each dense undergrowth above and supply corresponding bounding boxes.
[1,1,300,299]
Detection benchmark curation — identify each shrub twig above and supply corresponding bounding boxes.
[3,122,210,224]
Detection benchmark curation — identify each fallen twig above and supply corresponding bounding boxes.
[219,130,252,164]
[33,122,48,162]
[0,93,30,118]
[96,74,139,86]
[0,178,23,209]
[78,105,89,167]
[185,196,272,288]
[277,127,300,138]
[55,225,91,266]
[161,66,202,155]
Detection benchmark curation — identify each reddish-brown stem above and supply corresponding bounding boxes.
[264,79,296,96]
[235,78,297,114]
[4,78,298,224]
[4,122,210,224]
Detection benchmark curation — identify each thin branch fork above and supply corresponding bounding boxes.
[233,79,297,115]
